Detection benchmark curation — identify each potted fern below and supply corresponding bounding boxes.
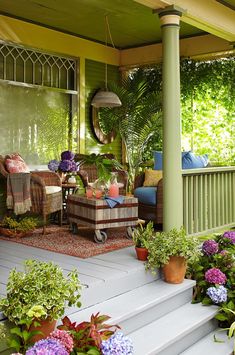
[146,227,200,283]
[132,221,154,261]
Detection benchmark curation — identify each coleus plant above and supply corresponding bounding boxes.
[58,312,120,354]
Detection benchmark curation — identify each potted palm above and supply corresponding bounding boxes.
[146,227,200,283]
[132,221,154,261]
[0,259,81,349]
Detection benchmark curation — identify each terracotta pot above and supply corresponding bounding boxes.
[0,227,33,238]
[135,246,148,261]
[30,318,56,342]
[162,256,187,284]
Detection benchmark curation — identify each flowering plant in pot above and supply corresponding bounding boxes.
[132,221,154,261]
[0,260,81,353]
[48,150,78,182]
[146,227,200,283]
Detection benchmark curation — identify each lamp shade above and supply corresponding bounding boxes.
[91,90,122,108]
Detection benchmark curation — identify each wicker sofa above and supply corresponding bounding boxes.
[0,154,62,234]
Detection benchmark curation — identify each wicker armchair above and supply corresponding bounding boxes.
[134,173,163,225]
[0,155,62,234]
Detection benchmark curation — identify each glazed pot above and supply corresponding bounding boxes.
[162,256,187,284]
[135,246,148,261]
[30,318,56,342]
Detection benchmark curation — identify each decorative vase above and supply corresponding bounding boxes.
[30,318,57,342]
[68,175,76,184]
[135,246,148,261]
[162,256,187,284]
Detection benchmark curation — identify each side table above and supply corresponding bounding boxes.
[67,195,138,243]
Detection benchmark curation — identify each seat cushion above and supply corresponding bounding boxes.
[45,186,62,194]
[182,152,209,169]
[134,187,157,206]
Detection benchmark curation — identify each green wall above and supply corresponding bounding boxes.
[85,59,122,161]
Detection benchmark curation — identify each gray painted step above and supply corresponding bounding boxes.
[68,279,196,334]
[130,302,218,355]
[181,328,234,355]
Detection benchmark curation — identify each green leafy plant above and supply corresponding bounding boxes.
[132,221,154,248]
[0,259,81,325]
[75,153,123,184]
[146,227,200,272]
[0,216,37,233]
[58,313,120,354]
[98,72,162,192]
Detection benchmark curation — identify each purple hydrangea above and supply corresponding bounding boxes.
[206,285,227,304]
[59,160,73,172]
[26,338,68,355]
[223,231,235,244]
[48,159,60,172]
[70,160,78,172]
[202,240,219,256]
[61,151,74,161]
[205,268,227,285]
[101,332,133,355]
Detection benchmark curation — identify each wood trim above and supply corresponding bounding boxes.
[68,200,138,209]
[67,213,138,224]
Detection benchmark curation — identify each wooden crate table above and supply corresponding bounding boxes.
[67,195,138,243]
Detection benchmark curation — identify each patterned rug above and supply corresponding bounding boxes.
[0,225,134,259]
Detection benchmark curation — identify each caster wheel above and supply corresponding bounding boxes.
[126,226,135,239]
[71,223,78,234]
[94,230,108,244]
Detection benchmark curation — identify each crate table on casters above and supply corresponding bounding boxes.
[67,195,138,243]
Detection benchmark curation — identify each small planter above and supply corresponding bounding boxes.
[135,246,148,261]
[0,227,33,238]
[162,256,187,284]
[30,318,57,342]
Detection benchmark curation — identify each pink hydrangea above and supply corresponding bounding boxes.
[205,268,227,285]
[49,329,74,352]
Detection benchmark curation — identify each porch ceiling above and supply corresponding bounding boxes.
[0,0,205,49]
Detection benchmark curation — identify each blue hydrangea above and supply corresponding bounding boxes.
[101,332,133,355]
[206,285,227,304]
[48,159,60,172]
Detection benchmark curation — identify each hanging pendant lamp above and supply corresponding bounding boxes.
[91,16,122,108]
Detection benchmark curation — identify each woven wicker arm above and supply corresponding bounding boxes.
[134,173,145,189]
[31,171,61,187]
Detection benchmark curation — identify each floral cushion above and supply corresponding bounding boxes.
[5,154,30,173]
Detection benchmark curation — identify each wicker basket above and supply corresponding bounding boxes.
[0,227,33,238]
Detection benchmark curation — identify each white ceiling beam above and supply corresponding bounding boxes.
[134,0,235,42]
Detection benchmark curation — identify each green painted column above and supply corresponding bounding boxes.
[158,7,183,231]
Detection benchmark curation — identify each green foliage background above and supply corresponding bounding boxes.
[135,57,235,165]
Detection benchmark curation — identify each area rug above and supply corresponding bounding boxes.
[0,225,134,259]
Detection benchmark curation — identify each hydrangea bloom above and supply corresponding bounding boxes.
[26,338,68,355]
[220,250,228,256]
[223,231,235,244]
[49,330,73,352]
[202,240,219,256]
[207,285,227,304]
[48,159,60,172]
[59,160,73,172]
[205,268,227,285]
[61,151,74,161]
[101,332,133,355]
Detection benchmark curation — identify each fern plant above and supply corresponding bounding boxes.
[99,72,162,192]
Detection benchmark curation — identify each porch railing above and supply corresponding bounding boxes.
[182,166,235,236]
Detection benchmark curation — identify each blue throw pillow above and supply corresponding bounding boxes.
[153,151,189,170]
[182,152,209,169]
